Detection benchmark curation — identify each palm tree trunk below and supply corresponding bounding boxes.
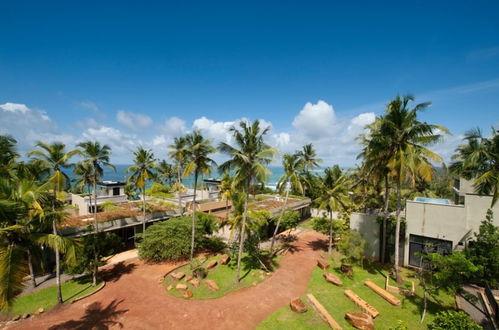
[177,166,183,216]
[52,185,63,304]
[394,179,402,284]
[190,172,198,261]
[381,174,389,264]
[270,183,289,253]
[92,176,99,287]
[142,187,146,233]
[27,250,36,288]
[236,181,250,282]
[328,210,333,254]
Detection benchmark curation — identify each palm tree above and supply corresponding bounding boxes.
[377,95,448,280]
[219,120,276,281]
[168,136,188,215]
[73,162,94,207]
[27,141,78,304]
[0,135,20,179]
[218,172,233,225]
[270,153,304,253]
[315,166,351,254]
[298,143,322,172]
[183,131,216,261]
[156,160,175,186]
[76,141,115,233]
[450,128,499,206]
[126,147,157,233]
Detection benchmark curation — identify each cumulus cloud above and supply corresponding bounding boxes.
[116,110,152,131]
[292,100,335,140]
[161,117,187,137]
[192,116,236,144]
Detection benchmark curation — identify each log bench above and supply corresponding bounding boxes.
[364,280,401,306]
[306,294,342,329]
[344,290,379,319]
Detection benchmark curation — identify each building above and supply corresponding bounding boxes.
[350,178,499,267]
[70,181,127,216]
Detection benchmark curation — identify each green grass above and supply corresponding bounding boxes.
[10,276,103,316]
[258,251,455,330]
[163,254,280,299]
[298,218,315,230]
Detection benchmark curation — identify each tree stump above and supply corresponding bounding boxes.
[341,264,353,276]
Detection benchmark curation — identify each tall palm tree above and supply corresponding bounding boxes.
[315,166,351,254]
[156,160,175,186]
[73,161,94,207]
[219,120,276,281]
[297,143,321,197]
[450,128,499,206]
[76,141,115,233]
[168,136,188,215]
[0,135,20,179]
[270,153,304,253]
[218,172,233,225]
[377,95,448,280]
[183,131,216,261]
[126,147,157,233]
[27,141,78,304]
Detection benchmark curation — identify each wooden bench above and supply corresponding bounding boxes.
[306,294,342,329]
[364,280,401,306]
[344,290,379,318]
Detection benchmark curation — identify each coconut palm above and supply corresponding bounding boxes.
[156,160,175,186]
[76,141,115,233]
[218,120,277,282]
[450,128,499,206]
[297,143,321,196]
[168,136,188,214]
[270,153,304,253]
[0,135,20,179]
[377,95,448,280]
[315,166,351,254]
[27,141,78,303]
[183,131,216,261]
[126,147,157,233]
[218,172,233,225]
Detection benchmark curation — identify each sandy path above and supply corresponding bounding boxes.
[10,230,327,330]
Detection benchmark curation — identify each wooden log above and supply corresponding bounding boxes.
[344,290,379,319]
[306,294,342,329]
[364,280,401,306]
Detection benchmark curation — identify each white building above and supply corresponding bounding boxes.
[71,181,127,216]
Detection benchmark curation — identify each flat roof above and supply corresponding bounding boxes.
[97,181,126,187]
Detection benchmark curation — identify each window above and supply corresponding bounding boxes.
[409,234,452,267]
[113,187,120,196]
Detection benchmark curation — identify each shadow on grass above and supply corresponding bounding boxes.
[99,262,137,283]
[403,290,453,320]
[48,299,127,330]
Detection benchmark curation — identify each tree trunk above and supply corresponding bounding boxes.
[328,210,333,254]
[53,218,63,304]
[394,179,402,284]
[27,250,36,288]
[190,172,198,261]
[270,184,289,253]
[381,174,389,264]
[236,181,250,282]
[142,187,146,233]
[93,177,98,233]
[177,166,183,216]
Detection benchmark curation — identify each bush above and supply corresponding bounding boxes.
[145,182,174,199]
[338,230,366,266]
[280,211,300,230]
[137,214,216,262]
[100,201,123,212]
[312,217,346,237]
[427,311,480,330]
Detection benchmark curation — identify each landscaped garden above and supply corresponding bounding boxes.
[163,253,279,299]
[258,251,455,330]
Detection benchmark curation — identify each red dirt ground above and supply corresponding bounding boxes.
[9,230,328,330]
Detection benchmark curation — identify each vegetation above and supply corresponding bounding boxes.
[145,182,174,199]
[218,120,277,281]
[338,230,367,267]
[137,214,215,262]
[168,136,188,215]
[428,310,481,330]
[10,276,103,316]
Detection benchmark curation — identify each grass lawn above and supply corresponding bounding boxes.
[258,251,455,330]
[163,254,280,299]
[10,276,103,316]
[298,218,315,230]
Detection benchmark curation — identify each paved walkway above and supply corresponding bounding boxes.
[9,230,328,330]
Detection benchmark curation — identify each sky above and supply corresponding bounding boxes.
[1,1,498,165]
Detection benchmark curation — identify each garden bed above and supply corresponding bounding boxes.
[163,254,280,300]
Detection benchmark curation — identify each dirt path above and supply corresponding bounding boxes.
[9,230,327,330]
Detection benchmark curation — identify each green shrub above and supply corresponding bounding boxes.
[338,230,366,266]
[137,214,216,262]
[312,217,346,237]
[278,210,301,230]
[100,201,123,212]
[145,182,174,198]
[427,311,480,330]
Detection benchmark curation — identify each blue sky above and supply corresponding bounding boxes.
[1,1,498,165]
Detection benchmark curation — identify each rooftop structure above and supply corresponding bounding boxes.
[70,181,127,216]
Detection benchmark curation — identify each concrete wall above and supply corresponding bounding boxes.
[349,212,380,260]
[465,194,499,228]
[70,193,128,216]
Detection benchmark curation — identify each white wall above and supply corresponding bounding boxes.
[349,212,380,260]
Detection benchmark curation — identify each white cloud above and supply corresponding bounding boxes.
[0,102,30,114]
[116,110,152,131]
[161,117,187,137]
[292,100,336,140]
[192,116,236,144]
